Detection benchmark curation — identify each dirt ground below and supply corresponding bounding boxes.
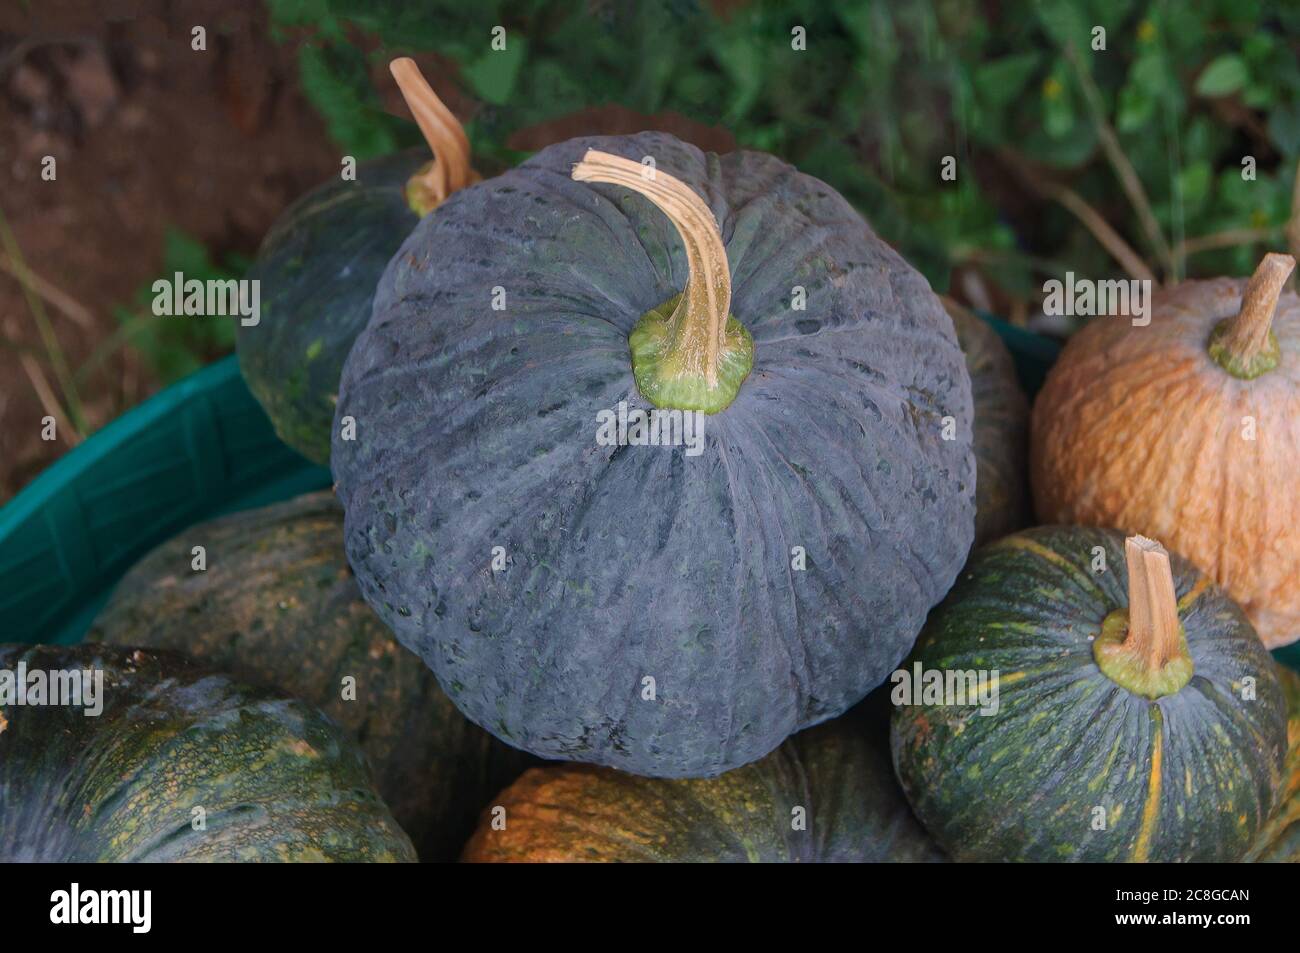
[0,2,342,501]
[0,1,739,505]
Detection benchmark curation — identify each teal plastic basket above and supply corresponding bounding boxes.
[0,356,329,643]
[0,323,1296,670]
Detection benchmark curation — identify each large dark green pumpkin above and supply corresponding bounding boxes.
[88,491,531,861]
[238,149,426,464]
[463,699,942,862]
[0,644,415,862]
[945,300,1029,546]
[333,132,975,778]
[1248,665,1300,862]
[891,525,1287,862]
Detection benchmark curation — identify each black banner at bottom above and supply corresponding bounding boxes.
[2,861,1285,940]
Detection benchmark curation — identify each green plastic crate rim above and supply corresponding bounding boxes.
[0,318,1297,671]
[0,356,330,643]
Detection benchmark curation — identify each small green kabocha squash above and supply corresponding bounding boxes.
[891,526,1287,862]
[333,133,976,777]
[88,491,531,861]
[462,700,942,862]
[238,59,478,464]
[943,298,1029,546]
[1248,665,1300,862]
[0,644,415,862]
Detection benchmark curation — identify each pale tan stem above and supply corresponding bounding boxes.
[389,57,475,203]
[1220,253,1295,362]
[1124,536,1182,670]
[572,149,731,387]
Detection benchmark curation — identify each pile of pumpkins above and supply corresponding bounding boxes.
[4,61,1298,863]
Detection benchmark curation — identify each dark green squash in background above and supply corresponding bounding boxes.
[944,298,1029,547]
[238,60,477,464]
[0,644,415,862]
[88,491,532,861]
[892,526,1286,862]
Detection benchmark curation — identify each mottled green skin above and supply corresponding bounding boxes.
[1248,666,1300,862]
[948,305,1030,547]
[88,491,532,861]
[891,525,1287,862]
[464,699,944,862]
[0,644,415,862]
[237,149,425,464]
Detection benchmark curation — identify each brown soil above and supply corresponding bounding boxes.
[0,3,742,506]
[0,1,340,503]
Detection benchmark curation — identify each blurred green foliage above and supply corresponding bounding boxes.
[101,230,250,386]
[266,0,1300,311]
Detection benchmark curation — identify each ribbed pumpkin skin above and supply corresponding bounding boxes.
[1249,666,1300,862]
[463,704,943,862]
[0,644,415,862]
[237,149,424,464]
[1030,279,1300,648]
[947,303,1029,546]
[891,525,1287,862]
[88,491,531,861]
[333,132,975,778]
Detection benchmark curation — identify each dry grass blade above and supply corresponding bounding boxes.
[1001,149,1156,284]
[1065,45,1175,282]
[0,255,94,329]
[1288,158,1300,290]
[1176,226,1281,259]
[0,204,88,435]
[19,353,80,446]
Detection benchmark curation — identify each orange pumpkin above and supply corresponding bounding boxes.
[1031,253,1300,648]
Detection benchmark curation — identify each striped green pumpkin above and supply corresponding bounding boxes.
[88,491,531,861]
[891,525,1287,862]
[1248,665,1300,862]
[0,645,415,862]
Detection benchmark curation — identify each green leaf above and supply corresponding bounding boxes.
[1176,160,1212,212]
[1116,84,1153,132]
[1270,101,1300,157]
[297,43,398,158]
[1195,55,1248,97]
[461,37,528,106]
[973,52,1042,111]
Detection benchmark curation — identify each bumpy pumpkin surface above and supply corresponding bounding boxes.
[1248,666,1300,862]
[891,525,1287,862]
[945,300,1029,546]
[1031,256,1300,647]
[463,701,942,862]
[333,131,975,777]
[0,644,415,862]
[88,491,531,861]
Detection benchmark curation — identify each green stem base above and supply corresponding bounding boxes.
[1094,608,1194,699]
[1208,318,1281,380]
[630,293,755,414]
